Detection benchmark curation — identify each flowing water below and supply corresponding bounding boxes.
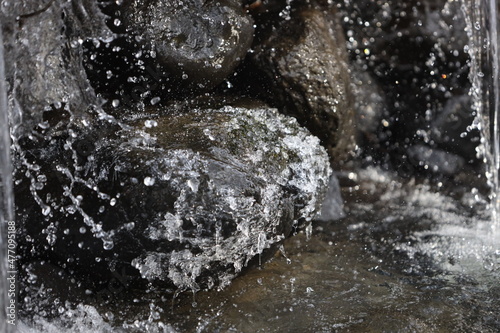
[463,0,500,229]
[487,0,500,229]
[0,0,498,332]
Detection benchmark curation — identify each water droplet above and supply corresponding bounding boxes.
[114,18,121,26]
[66,205,76,214]
[182,73,188,80]
[150,97,161,105]
[110,198,117,206]
[112,99,120,107]
[187,179,199,193]
[144,177,155,186]
[305,223,313,240]
[144,120,158,128]
[103,239,114,250]
[46,233,56,246]
[124,222,135,230]
[42,206,51,216]
[79,227,87,234]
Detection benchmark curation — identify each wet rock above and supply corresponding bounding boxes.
[16,104,331,291]
[251,6,356,167]
[122,0,254,92]
[8,0,111,136]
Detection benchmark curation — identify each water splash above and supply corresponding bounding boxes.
[487,0,500,231]
[461,0,500,232]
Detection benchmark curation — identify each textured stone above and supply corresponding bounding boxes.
[16,104,331,290]
[122,0,254,91]
[251,6,356,167]
[8,0,111,136]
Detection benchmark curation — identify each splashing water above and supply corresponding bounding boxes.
[398,0,500,283]
[3,0,500,331]
[462,0,500,230]
[486,0,500,229]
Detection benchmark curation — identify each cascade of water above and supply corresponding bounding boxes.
[487,0,500,230]
[0,21,15,333]
[462,0,500,231]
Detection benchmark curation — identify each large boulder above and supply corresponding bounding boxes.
[16,103,331,290]
[251,6,356,167]
[122,0,253,92]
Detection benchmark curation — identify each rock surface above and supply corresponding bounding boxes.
[8,0,111,136]
[251,6,356,167]
[122,0,254,92]
[16,104,331,290]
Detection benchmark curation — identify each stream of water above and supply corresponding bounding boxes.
[487,0,500,229]
[0,0,499,332]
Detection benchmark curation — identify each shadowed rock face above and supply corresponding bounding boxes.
[251,6,356,167]
[7,0,112,136]
[16,104,331,290]
[122,0,254,91]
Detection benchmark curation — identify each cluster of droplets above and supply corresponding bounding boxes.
[126,106,330,292]
[461,0,500,230]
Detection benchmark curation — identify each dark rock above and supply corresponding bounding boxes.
[16,104,331,291]
[122,0,254,92]
[9,0,111,136]
[251,6,356,167]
